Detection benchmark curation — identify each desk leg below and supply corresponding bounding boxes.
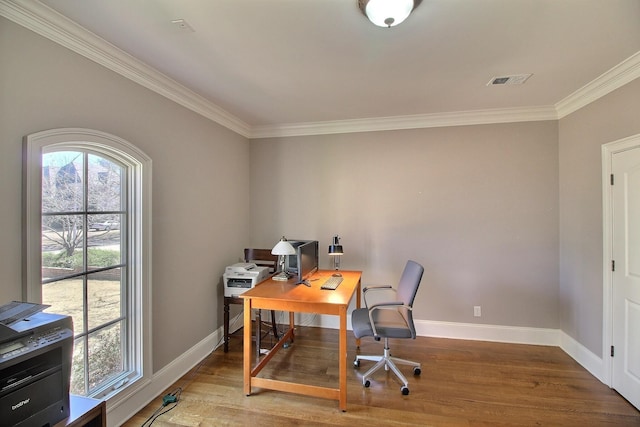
[289,311,295,343]
[243,298,252,396]
[223,297,230,353]
[270,310,279,340]
[355,279,362,348]
[256,309,261,359]
[339,306,347,412]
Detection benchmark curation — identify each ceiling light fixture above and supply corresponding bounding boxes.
[358,0,422,28]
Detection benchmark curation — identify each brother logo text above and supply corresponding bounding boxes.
[12,398,30,411]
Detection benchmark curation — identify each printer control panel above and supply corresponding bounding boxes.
[0,326,73,361]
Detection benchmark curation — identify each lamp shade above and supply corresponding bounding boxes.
[328,235,344,255]
[359,0,420,28]
[271,237,296,256]
[328,245,343,255]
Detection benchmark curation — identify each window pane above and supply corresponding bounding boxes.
[88,322,124,393]
[42,277,85,335]
[42,151,84,213]
[71,337,86,396]
[87,214,123,268]
[88,154,124,212]
[87,270,123,331]
[42,214,86,280]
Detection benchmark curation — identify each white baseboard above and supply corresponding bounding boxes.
[108,318,605,426]
[414,319,560,346]
[106,328,224,427]
[311,315,560,346]
[559,330,605,383]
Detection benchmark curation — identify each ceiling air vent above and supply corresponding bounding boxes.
[487,74,532,86]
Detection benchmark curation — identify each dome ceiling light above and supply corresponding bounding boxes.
[357,0,422,28]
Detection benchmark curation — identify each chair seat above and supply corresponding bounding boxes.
[352,307,413,339]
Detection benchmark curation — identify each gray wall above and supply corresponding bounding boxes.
[250,122,560,327]
[4,9,640,377]
[559,78,640,357]
[0,17,250,371]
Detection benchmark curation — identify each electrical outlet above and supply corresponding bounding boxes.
[474,306,481,317]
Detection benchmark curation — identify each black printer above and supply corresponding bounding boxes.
[0,301,73,427]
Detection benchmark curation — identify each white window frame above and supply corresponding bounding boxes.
[23,128,152,404]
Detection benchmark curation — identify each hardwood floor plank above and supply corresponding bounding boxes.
[123,326,639,426]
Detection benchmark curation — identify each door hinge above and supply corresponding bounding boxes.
[611,345,615,357]
[612,260,615,271]
[611,174,615,185]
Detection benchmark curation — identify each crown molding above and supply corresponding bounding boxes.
[2,1,638,139]
[249,106,559,139]
[0,0,252,138]
[555,51,640,119]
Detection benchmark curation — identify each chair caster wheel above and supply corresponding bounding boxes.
[401,386,409,395]
[364,380,371,388]
[354,359,360,368]
[413,367,421,376]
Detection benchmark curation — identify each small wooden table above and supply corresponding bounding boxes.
[241,270,361,411]
[54,395,105,427]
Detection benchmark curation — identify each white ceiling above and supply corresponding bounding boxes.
[13,1,640,136]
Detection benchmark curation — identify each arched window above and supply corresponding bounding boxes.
[23,128,151,400]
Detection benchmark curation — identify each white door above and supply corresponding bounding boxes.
[611,146,640,409]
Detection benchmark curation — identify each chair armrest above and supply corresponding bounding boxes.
[362,285,395,309]
[369,301,408,309]
[367,302,412,338]
[363,285,392,293]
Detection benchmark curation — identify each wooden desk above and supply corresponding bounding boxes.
[241,270,361,411]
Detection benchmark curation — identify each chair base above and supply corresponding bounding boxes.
[354,338,421,393]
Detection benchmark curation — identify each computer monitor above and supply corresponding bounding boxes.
[296,240,319,285]
[284,240,312,274]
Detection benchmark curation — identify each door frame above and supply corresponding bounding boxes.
[601,133,640,388]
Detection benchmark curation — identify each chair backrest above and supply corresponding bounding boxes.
[396,260,424,308]
[244,248,279,274]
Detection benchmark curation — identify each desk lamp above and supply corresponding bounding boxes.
[328,235,344,270]
[271,236,296,281]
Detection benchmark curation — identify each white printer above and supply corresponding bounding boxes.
[223,263,270,297]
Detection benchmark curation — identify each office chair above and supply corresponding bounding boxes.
[244,248,280,341]
[352,260,424,395]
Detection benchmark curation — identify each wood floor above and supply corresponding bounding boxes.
[123,326,640,426]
